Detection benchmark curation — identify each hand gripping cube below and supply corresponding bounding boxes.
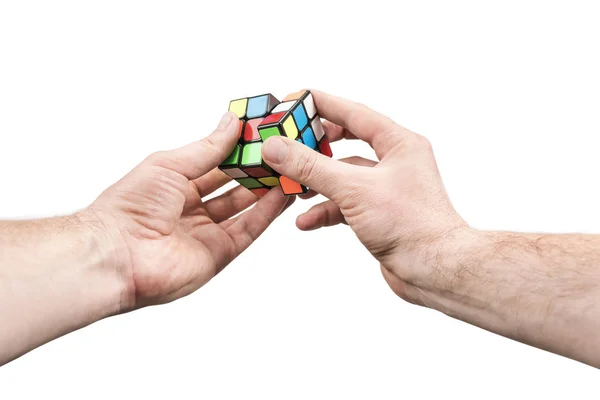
[219,90,333,196]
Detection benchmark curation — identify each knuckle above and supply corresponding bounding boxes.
[144,150,182,174]
[354,101,369,111]
[145,150,168,165]
[201,134,217,150]
[415,133,433,151]
[294,150,318,181]
[201,134,227,159]
[347,111,364,130]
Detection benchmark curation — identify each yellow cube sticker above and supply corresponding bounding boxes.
[229,98,248,118]
[259,177,280,187]
[282,115,298,139]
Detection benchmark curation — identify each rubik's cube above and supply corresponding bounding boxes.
[219,90,333,196]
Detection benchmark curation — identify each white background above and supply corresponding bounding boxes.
[1,0,599,398]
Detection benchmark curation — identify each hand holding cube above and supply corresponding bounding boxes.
[219,90,333,196]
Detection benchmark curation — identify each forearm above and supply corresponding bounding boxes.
[0,212,125,365]
[425,229,600,367]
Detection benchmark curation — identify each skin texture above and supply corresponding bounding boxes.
[261,90,600,368]
[0,112,292,365]
[1,91,599,368]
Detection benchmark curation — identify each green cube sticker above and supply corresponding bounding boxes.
[236,177,263,189]
[258,126,280,141]
[222,144,241,166]
[241,142,263,166]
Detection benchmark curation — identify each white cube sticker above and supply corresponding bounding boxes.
[312,118,325,141]
[303,93,316,119]
[223,168,248,179]
[271,101,295,114]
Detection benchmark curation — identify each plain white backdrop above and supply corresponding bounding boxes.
[1,0,599,398]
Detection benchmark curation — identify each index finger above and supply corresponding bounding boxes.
[222,187,291,254]
[311,90,409,159]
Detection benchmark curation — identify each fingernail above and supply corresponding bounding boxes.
[263,137,288,164]
[218,112,235,129]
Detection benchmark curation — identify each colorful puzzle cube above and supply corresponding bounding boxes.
[219,90,333,196]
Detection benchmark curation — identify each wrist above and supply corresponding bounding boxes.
[395,227,487,307]
[73,208,134,315]
[412,228,508,323]
[427,227,488,293]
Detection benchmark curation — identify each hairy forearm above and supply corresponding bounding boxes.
[425,229,600,367]
[0,212,124,365]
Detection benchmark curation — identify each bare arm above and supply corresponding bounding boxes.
[426,230,600,367]
[0,214,123,364]
[261,89,600,368]
[0,113,291,365]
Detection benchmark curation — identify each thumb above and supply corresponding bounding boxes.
[262,136,353,200]
[151,112,242,180]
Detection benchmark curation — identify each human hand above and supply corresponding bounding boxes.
[87,112,292,311]
[261,91,470,305]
